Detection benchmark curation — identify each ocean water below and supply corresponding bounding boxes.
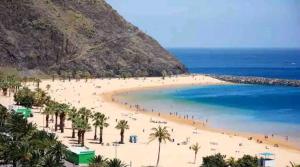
[169,48,300,80]
[118,48,300,144]
[118,85,300,143]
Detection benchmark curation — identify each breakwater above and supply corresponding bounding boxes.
[211,75,300,87]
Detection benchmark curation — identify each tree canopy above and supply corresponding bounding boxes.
[201,154,260,167]
[0,105,66,166]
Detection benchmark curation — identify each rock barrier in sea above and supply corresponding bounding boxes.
[210,75,300,87]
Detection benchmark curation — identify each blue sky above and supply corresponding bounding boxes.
[107,0,300,48]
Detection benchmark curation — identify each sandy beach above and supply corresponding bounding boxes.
[1,74,300,167]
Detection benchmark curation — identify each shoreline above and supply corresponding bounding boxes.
[3,74,299,166]
[102,81,300,152]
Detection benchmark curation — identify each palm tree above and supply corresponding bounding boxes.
[61,71,67,82]
[74,116,91,146]
[51,102,60,131]
[6,75,20,96]
[93,112,109,143]
[51,72,58,82]
[78,107,93,122]
[50,102,69,132]
[0,74,15,96]
[46,84,51,92]
[29,131,65,166]
[43,103,54,128]
[2,115,31,165]
[54,110,59,132]
[14,80,21,93]
[191,142,201,164]
[59,103,69,133]
[0,104,8,127]
[92,112,102,140]
[0,78,9,96]
[161,70,167,80]
[35,78,41,89]
[6,113,37,141]
[48,141,66,165]
[15,142,33,166]
[89,155,108,167]
[22,76,28,86]
[115,120,129,144]
[83,71,91,82]
[226,157,236,167]
[98,113,109,144]
[33,88,50,108]
[38,154,64,167]
[26,133,65,167]
[29,130,57,150]
[67,71,72,82]
[75,71,83,81]
[68,107,78,138]
[149,126,172,167]
[0,108,66,167]
[73,116,82,145]
[107,158,127,167]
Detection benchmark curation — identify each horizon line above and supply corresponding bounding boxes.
[165,47,300,50]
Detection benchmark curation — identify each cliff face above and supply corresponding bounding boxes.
[0,0,187,77]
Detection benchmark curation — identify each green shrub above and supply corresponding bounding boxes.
[201,154,259,167]
[201,153,228,167]
[14,87,35,108]
[235,155,258,167]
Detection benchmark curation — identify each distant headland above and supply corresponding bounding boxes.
[211,75,300,87]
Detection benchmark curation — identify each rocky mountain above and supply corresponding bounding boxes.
[0,0,187,77]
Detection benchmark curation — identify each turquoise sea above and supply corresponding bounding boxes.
[119,49,300,144]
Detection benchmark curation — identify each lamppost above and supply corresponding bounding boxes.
[42,104,45,130]
[113,141,119,158]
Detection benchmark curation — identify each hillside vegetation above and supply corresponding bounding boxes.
[0,0,187,77]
